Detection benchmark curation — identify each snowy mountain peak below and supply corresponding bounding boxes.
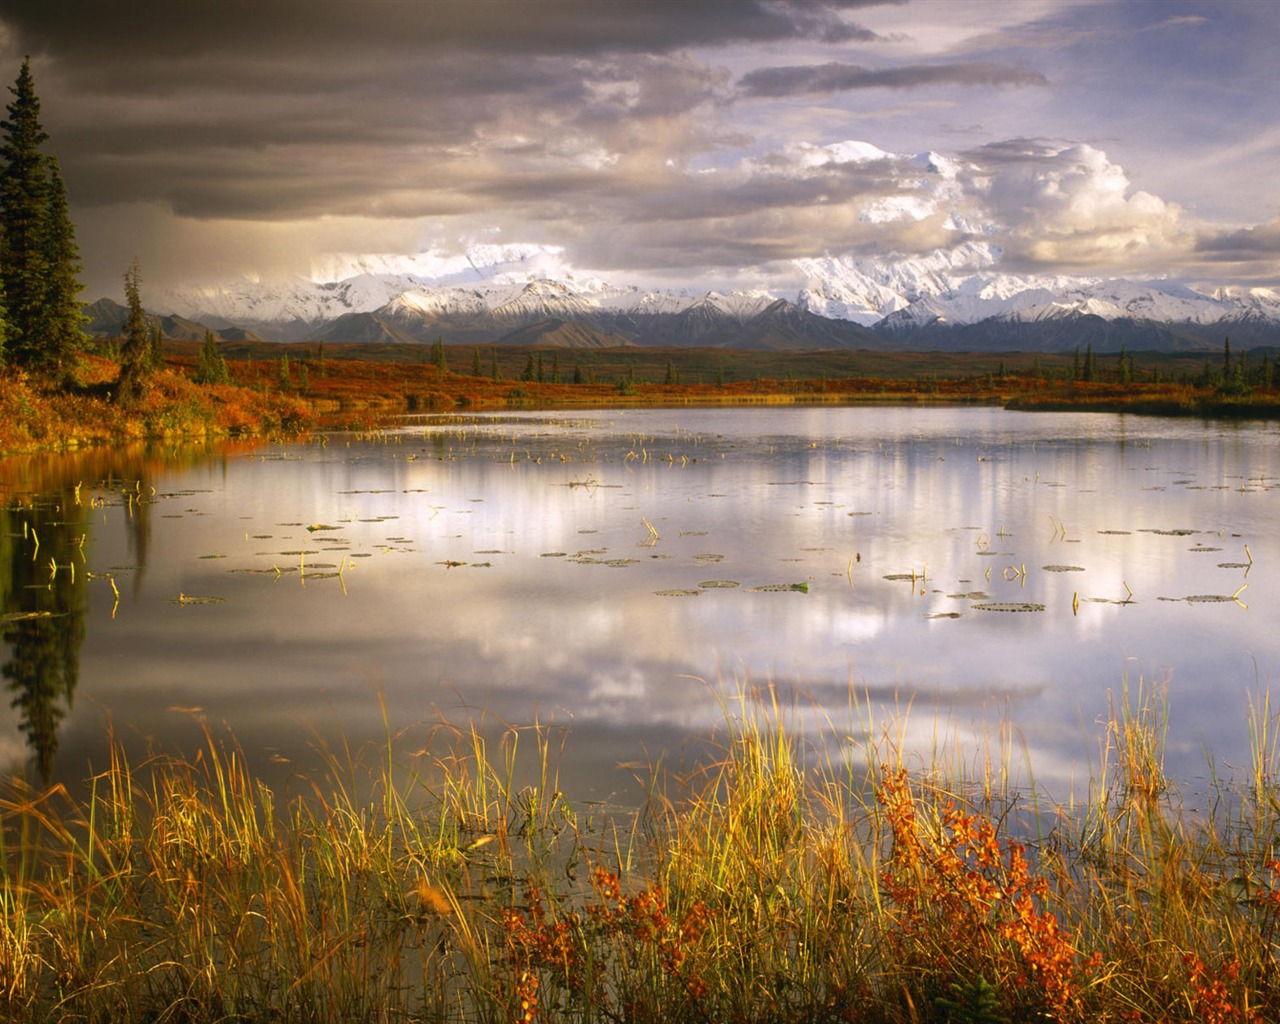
[910,150,961,179]
[308,243,566,286]
[143,228,1280,353]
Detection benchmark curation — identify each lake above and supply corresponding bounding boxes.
[2,405,1277,808]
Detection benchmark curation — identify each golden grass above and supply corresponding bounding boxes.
[2,687,1279,1022]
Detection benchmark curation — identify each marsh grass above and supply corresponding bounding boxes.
[3,686,1280,1023]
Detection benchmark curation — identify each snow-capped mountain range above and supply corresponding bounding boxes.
[119,238,1280,354]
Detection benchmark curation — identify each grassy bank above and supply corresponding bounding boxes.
[5,347,1279,456]
[0,356,310,455]
[2,686,1278,1023]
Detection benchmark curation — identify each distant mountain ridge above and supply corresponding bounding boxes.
[90,241,1280,353]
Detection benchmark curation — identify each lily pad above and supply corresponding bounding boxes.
[655,589,701,597]
[926,612,962,620]
[1042,565,1085,572]
[698,580,741,589]
[748,582,810,593]
[972,602,1046,613]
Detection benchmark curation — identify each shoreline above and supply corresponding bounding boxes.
[4,349,1278,458]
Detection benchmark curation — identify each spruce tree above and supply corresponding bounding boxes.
[115,259,150,405]
[38,158,86,382]
[195,328,229,384]
[0,280,8,363]
[148,322,163,369]
[0,58,51,368]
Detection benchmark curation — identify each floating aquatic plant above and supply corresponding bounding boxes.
[972,601,1045,613]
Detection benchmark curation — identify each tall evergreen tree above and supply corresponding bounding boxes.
[1082,344,1097,382]
[195,328,229,384]
[38,157,86,381]
[0,280,9,363]
[148,322,163,369]
[0,58,51,368]
[115,259,150,405]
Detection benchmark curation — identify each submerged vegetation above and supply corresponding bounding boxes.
[2,686,1280,1023]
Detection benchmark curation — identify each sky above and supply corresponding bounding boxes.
[2,0,1279,301]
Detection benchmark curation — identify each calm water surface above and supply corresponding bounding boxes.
[2,406,1277,804]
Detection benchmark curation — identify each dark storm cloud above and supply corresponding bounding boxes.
[1196,220,1280,262]
[1,0,1274,295]
[3,1,802,222]
[737,60,1047,98]
[2,0,888,67]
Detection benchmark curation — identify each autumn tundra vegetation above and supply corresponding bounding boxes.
[6,58,1280,1024]
[3,687,1280,1022]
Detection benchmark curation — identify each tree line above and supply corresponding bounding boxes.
[0,58,154,405]
[0,58,85,383]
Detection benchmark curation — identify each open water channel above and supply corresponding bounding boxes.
[2,406,1277,807]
